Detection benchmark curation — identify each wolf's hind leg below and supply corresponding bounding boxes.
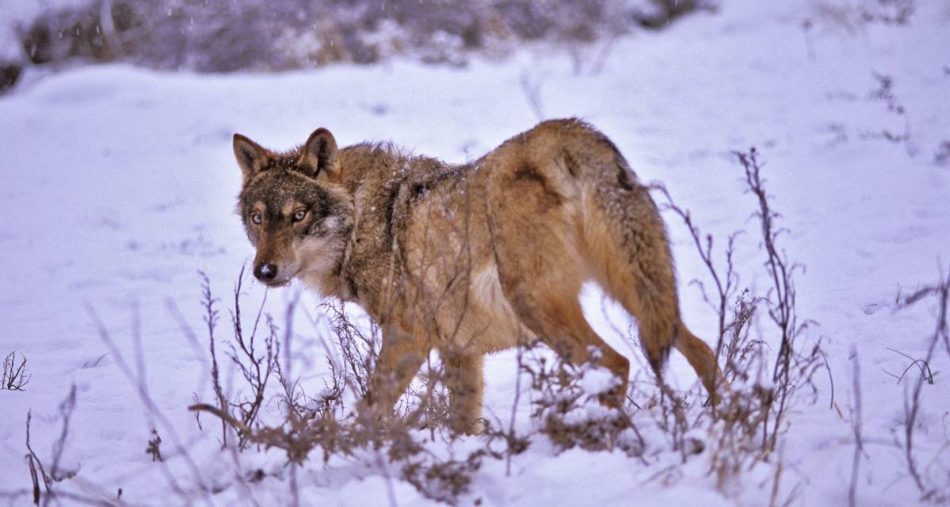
[442,351,485,434]
[488,160,630,406]
[502,278,630,407]
[489,227,629,405]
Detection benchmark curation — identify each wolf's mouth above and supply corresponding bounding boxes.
[263,279,291,288]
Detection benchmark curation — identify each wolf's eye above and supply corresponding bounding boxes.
[250,212,262,225]
[292,210,306,222]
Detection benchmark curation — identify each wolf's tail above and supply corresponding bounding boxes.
[580,148,720,398]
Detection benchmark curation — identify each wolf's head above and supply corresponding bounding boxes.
[232,128,352,291]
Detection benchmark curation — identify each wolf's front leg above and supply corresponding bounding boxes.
[364,330,428,422]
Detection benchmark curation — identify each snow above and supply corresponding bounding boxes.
[1,0,949,505]
[578,367,619,397]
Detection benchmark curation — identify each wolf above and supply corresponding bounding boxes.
[232,118,720,434]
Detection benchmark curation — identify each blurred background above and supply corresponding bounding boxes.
[0,0,725,92]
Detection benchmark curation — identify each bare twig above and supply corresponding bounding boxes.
[886,346,936,384]
[25,411,51,504]
[2,351,31,391]
[199,271,230,448]
[848,348,864,507]
[895,267,950,502]
[736,147,823,454]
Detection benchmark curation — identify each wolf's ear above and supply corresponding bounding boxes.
[297,128,339,179]
[233,134,267,181]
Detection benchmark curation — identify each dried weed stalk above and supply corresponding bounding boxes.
[848,347,865,507]
[895,268,950,503]
[189,273,499,504]
[737,147,826,455]
[652,148,831,494]
[2,351,30,391]
[23,385,79,507]
[198,268,281,450]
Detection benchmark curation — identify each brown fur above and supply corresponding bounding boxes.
[233,119,721,434]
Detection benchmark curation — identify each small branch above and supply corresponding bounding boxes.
[848,348,864,507]
[24,411,51,504]
[2,351,31,391]
[895,267,950,501]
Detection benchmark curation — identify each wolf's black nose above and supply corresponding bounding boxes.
[255,263,277,281]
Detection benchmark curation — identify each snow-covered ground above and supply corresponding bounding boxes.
[1,1,949,505]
